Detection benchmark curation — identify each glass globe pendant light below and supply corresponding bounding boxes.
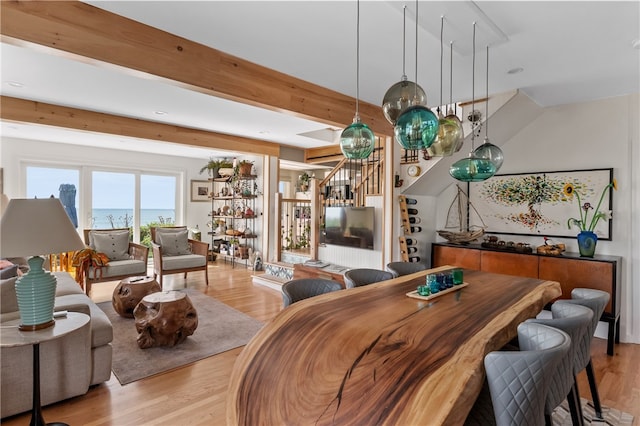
[381,5,427,126]
[394,0,439,151]
[472,45,504,171]
[450,22,496,182]
[340,0,375,160]
[428,17,464,157]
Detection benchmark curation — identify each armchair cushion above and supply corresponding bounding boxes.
[158,229,192,256]
[90,229,131,261]
[161,254,206,271]
[87,259,147,280]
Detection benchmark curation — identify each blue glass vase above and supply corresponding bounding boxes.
[577,231,598,258]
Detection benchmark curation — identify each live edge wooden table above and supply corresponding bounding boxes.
[227,266,561,426]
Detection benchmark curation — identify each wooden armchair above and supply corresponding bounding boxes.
[150,226,209,287]
[82,228,149,295]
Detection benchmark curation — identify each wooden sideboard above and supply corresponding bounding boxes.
[431,243,621,355]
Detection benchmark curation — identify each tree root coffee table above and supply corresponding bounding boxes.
[133,291,198,349]
[112,276,161,318]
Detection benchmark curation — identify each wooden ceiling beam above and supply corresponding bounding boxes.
[0,96,281,157]
[0,1,392,139]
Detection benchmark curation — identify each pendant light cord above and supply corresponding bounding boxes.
[471,22,476,151]
[414,0,418,100]
[402,5,406,78]
[485,45,489,139]
[356,0,360,119]
[439,16,444,112]
[450,41,454,112]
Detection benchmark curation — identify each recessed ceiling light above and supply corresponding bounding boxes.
[154,110,168,115]
[507,67,524,75]
[259,131,270,135]
[633,39,640,50]
[7,81,24,88]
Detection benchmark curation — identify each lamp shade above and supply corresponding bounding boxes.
[449,155,497,182]
[1,198,86,330]
[473,138,504,171]
[340,118,375,160]
[0,198,85,258]
[382,78,427,126]
[427,111,465,157]
[394,105,439,150]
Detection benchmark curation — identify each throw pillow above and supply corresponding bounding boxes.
[0,262,19,280]
[158,229,191,256]
[91,230,131,261]
[153,226,187,244]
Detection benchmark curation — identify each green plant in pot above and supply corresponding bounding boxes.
[299,171,311,191]
[200,157,233,178]
[237,160,254,177]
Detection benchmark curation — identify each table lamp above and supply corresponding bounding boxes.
[0,198,86,331]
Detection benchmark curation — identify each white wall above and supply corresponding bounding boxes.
[0,138,265,258]
[433,94,639,344]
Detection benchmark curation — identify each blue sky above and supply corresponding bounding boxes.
[27,167,175,209]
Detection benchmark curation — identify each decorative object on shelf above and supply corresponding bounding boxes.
[566,177,617,257]
[339,0,375,160]
[394,0,438,151]
[536,237,565,256]
[450,22,497,182]
[299,171,311,191]
[428,17,464,157]
[0,198,86,331]
[199,157,233,178]
[407,164,421,177]
[381,5,426,126]
[576,231,598,258]
[470,168,614,239]
[394,173,404,188]
[481,235,534,253]
[437,184,486,244]
[190,180,212,202]
[237,160,254,177]
[472,45,504,171]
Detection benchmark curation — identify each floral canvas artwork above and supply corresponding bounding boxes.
[469,168,613,240]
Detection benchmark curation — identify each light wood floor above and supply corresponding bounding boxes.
[2,262,638,425]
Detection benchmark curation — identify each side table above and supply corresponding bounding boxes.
[0,312,90,426]
[112,276,161,318]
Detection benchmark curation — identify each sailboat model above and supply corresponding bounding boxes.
[437,185,486,244]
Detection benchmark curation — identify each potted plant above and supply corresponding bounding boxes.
[199,157,233,178]
[237,160,254,177]
[299,171,311,191]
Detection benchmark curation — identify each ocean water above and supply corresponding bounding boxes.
[91,208,175,228]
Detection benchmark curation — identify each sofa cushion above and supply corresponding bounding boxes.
[161,254,206,270]
[0,263,19,280]
[91,230,131,261]
[158,229,191,256]
[55,294,113,348]
[53,271,84,296]
[0,276,19,314]
[87,259,147,280]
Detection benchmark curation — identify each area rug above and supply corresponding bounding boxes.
[97,289,264,385]
[553,397,634,426]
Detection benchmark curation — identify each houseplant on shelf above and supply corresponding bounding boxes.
[237,160,254,177]
[299,171,311,192]
[199,157,233,178]
[565,179,617,257]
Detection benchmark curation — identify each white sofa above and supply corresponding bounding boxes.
[1,269,113,419]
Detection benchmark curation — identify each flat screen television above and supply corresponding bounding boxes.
[321,206,375,250]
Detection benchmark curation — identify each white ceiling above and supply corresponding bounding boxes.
[1,1,639,164]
